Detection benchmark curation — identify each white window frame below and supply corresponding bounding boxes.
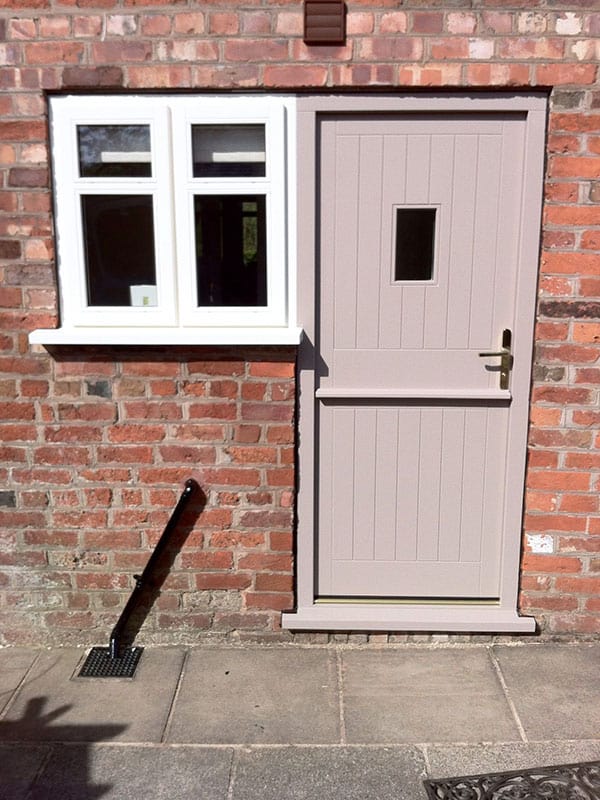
[31,94,300,346]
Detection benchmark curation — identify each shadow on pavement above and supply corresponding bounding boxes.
[0,696,126,800]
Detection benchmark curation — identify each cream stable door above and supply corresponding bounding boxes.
[316,113,533,601]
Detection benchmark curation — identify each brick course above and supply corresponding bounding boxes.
[0,0,599,644]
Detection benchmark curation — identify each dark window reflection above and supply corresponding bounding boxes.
[194,195,267,307]
[78,125,151,178]
[81,195,157,306]
[394,208,436,282]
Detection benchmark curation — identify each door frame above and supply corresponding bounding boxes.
[282,93,547,633]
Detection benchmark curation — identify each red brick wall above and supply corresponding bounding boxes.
[1,0,599,643]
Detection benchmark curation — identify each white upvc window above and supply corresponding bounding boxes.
[31,95,300,346]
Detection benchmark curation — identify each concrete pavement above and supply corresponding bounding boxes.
[0,642,599,799]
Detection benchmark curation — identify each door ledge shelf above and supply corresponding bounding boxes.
[282,604,536,633]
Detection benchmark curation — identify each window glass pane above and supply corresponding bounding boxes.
[394,208,436,282]
[192,125,266,178]
[78,125,152,178]
[81,195,157,306]
[194,195,267,307]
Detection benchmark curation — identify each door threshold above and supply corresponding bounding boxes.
[282,603,536,633]
[315,597,499,606]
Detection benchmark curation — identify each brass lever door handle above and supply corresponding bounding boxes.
[479,329,513,390]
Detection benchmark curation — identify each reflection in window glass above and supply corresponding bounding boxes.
[194,195,267,306]
[394,208,436,282]
[78,125,152,178]
[81,195,157,306]
[192,125,266,178]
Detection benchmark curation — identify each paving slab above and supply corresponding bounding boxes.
[426,741,600,779]
[342,648,520,743]
[0,648,185,743]
[0,648,40,715]
[493,644,600,741]
[167,648,340,744]
[232,746,427,800]
[0,744,51,800]
[28,744,234,800]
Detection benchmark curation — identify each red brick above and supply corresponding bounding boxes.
[535,321,569,341]
[255,573,293,592]
[532,386,592,404]
[181,551,233,570]
[195,573,252,590]
[525,491,557,512]
[158,445,216,464]
[245,592,292,611]
[559,536,600,552]
[127,65,191,89]
[572,322,600,342]
[550,155,600,179]
[264,65,328,87]
[359,36,423,60]
[24,42,84,64]
[537,64,597,85]
[541,251,600,275]
[228,446,277,465]
[581,231,600,251]
[520,595,579,612]
[0,509,46,527]
[565,452,600,469]
[173,12,205,35]
[545,206,600,226]
[209,12,239,35]
[241,403,293,423]
[200,468,261,488]
[527,471,591,491]
[209,531,264,548]
[524,514,587,532]
[45,426,102,444]
[34,446,90,465]
[238,510,292,529]
[238,553,292,571]
[559,494,598,513]
[522,553,582,573]
[83,531,140,549]
[269,531,293,551]
[554,576,600,594]
[225,39,288,61]
[550,113,600,132]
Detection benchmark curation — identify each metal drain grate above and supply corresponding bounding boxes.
[424,760,600,800]
[79,646,143,678]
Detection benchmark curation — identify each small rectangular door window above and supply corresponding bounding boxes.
[394,207,436,282]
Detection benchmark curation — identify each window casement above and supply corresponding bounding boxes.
[31,95,300,345]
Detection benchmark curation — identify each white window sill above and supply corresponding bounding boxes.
[29,326,303,347]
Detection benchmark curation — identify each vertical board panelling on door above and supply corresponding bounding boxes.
[332,130,359,351]
[446,135,478,350]
[374,407,400,562]
[438,406,467,563]
[356,136,384,350]
[423,135,453,350]
[469,135,502,350]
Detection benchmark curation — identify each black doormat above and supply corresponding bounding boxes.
[424,760,600,799]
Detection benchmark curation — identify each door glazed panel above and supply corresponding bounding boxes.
[316,114,527,599]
